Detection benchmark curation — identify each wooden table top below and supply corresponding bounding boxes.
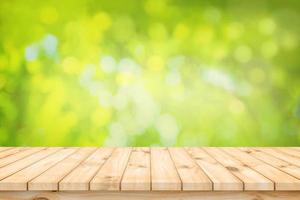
[0,147,299,192]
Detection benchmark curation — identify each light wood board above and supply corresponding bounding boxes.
[0,147,299,192]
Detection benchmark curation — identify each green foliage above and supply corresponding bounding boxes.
[0,0,300,146]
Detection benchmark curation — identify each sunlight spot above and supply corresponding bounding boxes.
[195,26,214,45]
[229,98,245,114]
[261,40,278,58]
[87,82,103,97]
[134,44,145,57]
[25,44,39,61]
[62,57,81,75]
[147,55,165,72]
[112,88,129,110]
[166,70,181,86]
[99,90,113,108]
[93,12,112,31]
[202,69,236,92]
[156,114,179,146]
[167,56,185,69]
[225,22,243,40]
[116,73,134,85]
[116,58,141,85]
[105,122,127,146]
[173,23,190,40]
[237,82,252,96]
[42,34,58,57]
[118,58,140,75]
[79,64,96,87]
[258,18,276,35]
[100,55,116,73]
[234,45,252,63]
[131,86,160,133]
[213,45,228,60]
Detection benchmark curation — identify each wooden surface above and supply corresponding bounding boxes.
[0,147,299,192]
[0,191,300,200]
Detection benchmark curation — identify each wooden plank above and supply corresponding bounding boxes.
[257,148,300,167]
[291,147,300,151]
[28,147,96,191]
[277,148,300,159]
[239,148,300,180]
[0,147,12,153]
[0,147,299,193]
[0,148,59,181]
[90,148,132,191]
[169,148,212,191]
[151,147,181,191]
[59,148,114,191]
[203,147,273,191]
[1,191,300,200]
[0,148,77,191]
[0,148,43,168]
[0,148,27,160]
[121,147,151,191]
[186,147,243,191]
[222,147,300,191]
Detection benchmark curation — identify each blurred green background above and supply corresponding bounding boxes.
[0,0,300,146]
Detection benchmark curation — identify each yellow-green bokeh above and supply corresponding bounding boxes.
[0,0,300,146]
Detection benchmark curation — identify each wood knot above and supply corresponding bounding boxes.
[180,165,190,169]
[33,197,49,200]
[129,164,146,168]
[226,166,239,172]
[194,157,202,160]
[143,150,150,154]
[105,175,113,179]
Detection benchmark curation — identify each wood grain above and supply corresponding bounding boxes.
[257,147,300,167]
[0,147,299,192]
[241,148,300,179]
[0,148,26,160]
[28,147,96,191]
[121,147,151,191]
[186,147,243,191]
[277,148,300,159]
[0,148,76,190]
[90,147,132,191]
[0,147,43,168]
[150,147,182,191]
[223,147,300,191]
[60,148,114,191]
[203,147,274,190]
[0,147,12,153]
[0,148,59,181]
[169,148,212,191]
